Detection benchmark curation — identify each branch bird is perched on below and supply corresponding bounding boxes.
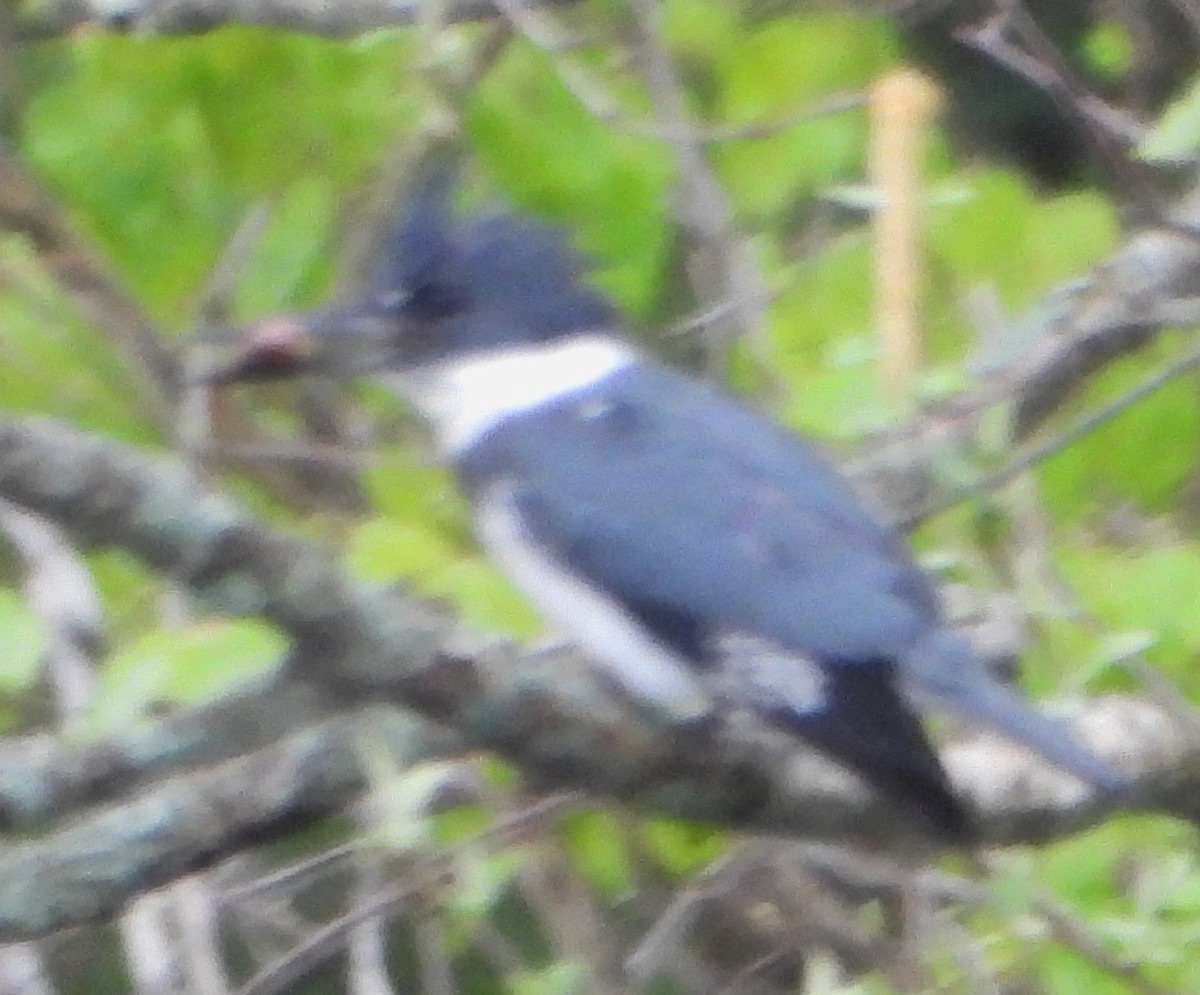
[205,183,1125,839]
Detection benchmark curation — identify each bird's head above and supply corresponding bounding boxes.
[200,181,617,385]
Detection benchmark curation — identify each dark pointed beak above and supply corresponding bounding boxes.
[191,304,403,385]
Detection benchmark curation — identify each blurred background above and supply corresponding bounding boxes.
[2,0,1200,992]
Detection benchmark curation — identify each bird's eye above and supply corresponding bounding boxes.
[409,282,462,318]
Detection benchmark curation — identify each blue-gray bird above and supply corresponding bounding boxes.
[207,184,1124,838]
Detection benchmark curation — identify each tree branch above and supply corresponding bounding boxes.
[0,416,1192,854]
[0,681,340,831]
[850,180,1200,524]
[16,0,513,39]
[0,708,434,941]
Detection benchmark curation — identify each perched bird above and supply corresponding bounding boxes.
[206,182,1123,838]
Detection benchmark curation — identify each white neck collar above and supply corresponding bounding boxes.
[384,334,636,453]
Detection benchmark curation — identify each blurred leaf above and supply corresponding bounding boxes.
[1056,544,1200,689]
[714,13,894,215]
[451,845,526,921]
[92,619,284,732]
[1039,946,1136,995]
[1038,349,1199,522]
[1093,630,1157,666]
[0,589,48,691]
[25,29,415,317]
[559,809,634,899]
[360,451,468,533]
[1082,21,1134,79]
[716,14,892,120]
[345,517,540,638]
[362,759,466,854]
[345,517,462,587]
[509,962,587,995]
[662,0,740,63]
[640,818,727,878]
[1139,71,1200,163]
[232,177,338,316]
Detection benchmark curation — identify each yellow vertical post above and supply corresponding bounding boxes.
[868,68,941,413]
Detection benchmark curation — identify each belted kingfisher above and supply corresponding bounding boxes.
[207,182,1123,838]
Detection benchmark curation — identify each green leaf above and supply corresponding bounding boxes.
[662,0,741,62]
[1039,945,1136,995]
[716,14,894,121]
[467,42,673,319]
[450,846,525,922]
[344,518,462,587]
[510,963,588,995]
[233,178,338,316]
[1038,349,1199,522]
[343,520,540,638]
[360,452,468,533]
[361,759,466,854]
[1082,21,1134,80]
[1139,72,1200,163]
[92,619,285,732]
[558,809,634,899]
[1056,544,1200,689]
[640,818,727,878]
[0,589,48,692]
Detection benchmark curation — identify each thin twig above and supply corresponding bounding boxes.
[236,793,579,995]
[902,339,1200,528]
[1033,887,1176,995]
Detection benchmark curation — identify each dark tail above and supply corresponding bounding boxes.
[775,663,972,841]
[904,631,1126,793]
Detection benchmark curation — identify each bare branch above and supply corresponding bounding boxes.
[0,682,340,831]
[0,708,430,942]
[0,500,102,725]
[628,0,768,368]
[16,0,512,39]
[850,180,1200,525]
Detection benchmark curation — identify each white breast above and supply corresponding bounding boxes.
[474,482,713,723]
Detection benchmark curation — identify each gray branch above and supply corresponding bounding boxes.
[0,681,334,831]
[0,707,437,941]
[851,184,1200,523]
[17,0,507,38]
[0,417,1193,850]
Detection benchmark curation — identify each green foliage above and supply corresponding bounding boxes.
[90,618,284,733]
[767,232,882,437]
[640,818,727,878]
[4,6,1200,992]
[346,450,541,637]
[1139,70,1200,163]
[977,822,1200,993]
[0,588,47,693]
[714,13,895,217]
[24,29,416,320]
[1057,543,1200,690]
[1037,347,1200,522]
[1082,20,1134,80]
[927,169,1118,311]
[558,809,634,899]
[509,963,587,995]
[0,241,159,443]
[231,177,340,315]
[450,845,528,923]
[362,758,470,853]
[468,42,675,318]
